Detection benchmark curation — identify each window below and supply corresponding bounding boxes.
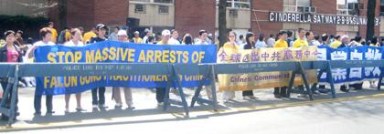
[284,0,312,12]
[135,4,146,13]
[216,0,251,9]
[130,0,150,2]
[337,0,359,15]
[229,9,238,17]
[154,0,173,3]
[158,5,169,14]
[381,0,384,16]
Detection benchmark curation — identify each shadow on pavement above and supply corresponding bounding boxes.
[0,88,383,132]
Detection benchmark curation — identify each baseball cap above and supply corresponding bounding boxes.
[162,29,171,36]
[96,23,108,30]
[117,30,127,36]
[134,31,139,34]
[341,35,349,40]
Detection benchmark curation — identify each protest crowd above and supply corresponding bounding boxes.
[0,21,383,121]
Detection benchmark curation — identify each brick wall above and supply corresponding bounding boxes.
[252,0,283,36]
[94,0,128,27]
[358,0,381,38]
[50,0,129,31]
[311,0,337,35]
[174,0,216,38]
[66,0,95,30]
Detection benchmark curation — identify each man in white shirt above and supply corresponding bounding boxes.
[28,28,55,116]
[142,28,151,44]
[169,29,181,45]
[195,30,210,45]
[27,28,55,59]
[111,30,134,109]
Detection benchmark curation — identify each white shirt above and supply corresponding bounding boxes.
[142,36,149,44]
[33,41,55,46]
[255,40,267,48]
[108,32,118,41]
[64,40,84,47]
[311,40,321,46]
[169,38,181,45]
[195,39,210,45]
[349,41,362,47]
[266,37,275,48]
[26,41,55,59]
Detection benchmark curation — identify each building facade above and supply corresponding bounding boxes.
[1,0,384,39]
[252,0,383,38]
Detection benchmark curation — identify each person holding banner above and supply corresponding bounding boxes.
[293,28,309,48]
[63,28,85,113]
[195,30,214,100]
[0,30,22,120]
[221,31,239,102]
[155,29,172,105]
[273,31,289,98]
[318,34,329,93]
[292,28,309,97]
[368,37,380,88]
[111,30,134,109]
[27,28,55,115]
[242,32,256,99]
[89,24,108,111]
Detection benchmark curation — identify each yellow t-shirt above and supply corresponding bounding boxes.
[330,40,342,49]
[274,39,288,48]
[292,38,309,48]
[133,37,143,44]
[221,42,239,63]
[157,40,167,45]
[65,31,71,42]
[49,28,58,43]
[83,31,97,43]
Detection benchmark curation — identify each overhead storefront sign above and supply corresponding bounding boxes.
[269,12,380,26]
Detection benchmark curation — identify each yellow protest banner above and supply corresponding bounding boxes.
[217,47,318,92]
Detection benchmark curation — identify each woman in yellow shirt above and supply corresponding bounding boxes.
[274,31,288,49]
[273,31,289,98]
[220,31,240,102]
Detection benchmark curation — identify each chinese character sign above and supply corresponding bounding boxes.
[217,47,318,92]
